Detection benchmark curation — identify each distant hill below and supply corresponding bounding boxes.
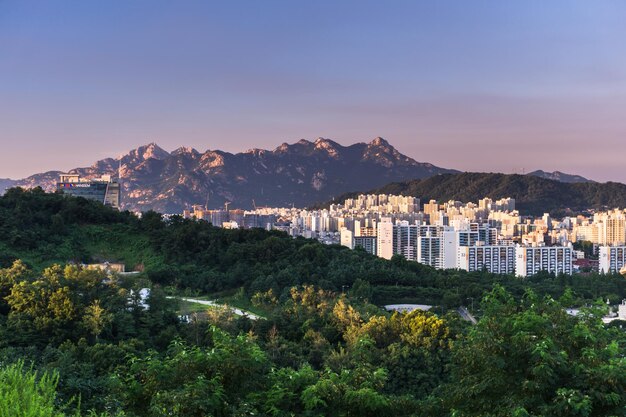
[0,178,16,194]
[527,170,594,183]
[317,172,626,216]
[11,138,457,213]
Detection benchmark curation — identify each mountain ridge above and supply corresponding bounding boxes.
[0,178,17,193]
[4,140,614,214]
[314,172,626,216]
[10,138,458,212]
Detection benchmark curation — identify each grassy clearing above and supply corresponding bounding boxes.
[173,299,213,315]
[215,294,269,318]
[168,289,270,319]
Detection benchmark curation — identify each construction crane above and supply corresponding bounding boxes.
[224,202,231,211]
[252,199,272,211]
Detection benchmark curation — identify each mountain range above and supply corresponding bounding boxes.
[4,138,458,212]
[0,138,605,213]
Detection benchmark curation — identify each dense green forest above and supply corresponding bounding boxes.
[315,172,626,216]
[0,188,625,416]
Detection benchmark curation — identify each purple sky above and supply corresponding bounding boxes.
[1,1,626,182]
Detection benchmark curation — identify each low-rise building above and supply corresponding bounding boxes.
[57,174,121,210]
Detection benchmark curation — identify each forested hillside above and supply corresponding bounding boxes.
[1,187,625,306]
[0,188,625,416]
[317,172,626,216]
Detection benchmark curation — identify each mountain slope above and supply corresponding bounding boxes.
[318,172,626,216]
[0,178,16,194]
[13,138,456,212]
[527,170,594,183]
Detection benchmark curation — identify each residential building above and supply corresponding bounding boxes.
[354,236,377,255]
[599,245,626,274]
[458,245,515,274]
[417,226,443,268]
[377,217,394,260]
[515,245,573,277]
[340,228,354,249]
[596,210,626,246]
[393,221,419,261]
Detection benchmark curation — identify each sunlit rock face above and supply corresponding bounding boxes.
[12,138,456,212]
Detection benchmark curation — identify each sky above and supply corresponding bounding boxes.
[1,1,626,181]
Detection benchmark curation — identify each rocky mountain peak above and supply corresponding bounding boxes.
[275,142,291,153]
[313,138,341,158]
[200,150,226,168]
[244,148,266,156]
[121,143,170,162]
[369,137,390,147]
[363,137,401,162]
[172,146,200,156]
[314,137,339,147]
[11,137,457,211]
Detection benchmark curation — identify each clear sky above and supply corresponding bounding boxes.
[1,1,625,181]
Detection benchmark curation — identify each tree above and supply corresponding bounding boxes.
[113,329,269,417]
[300,366,393,417]
[0,260,31,314]
[0,361,65,417]
[83,300,113,342]
[439,286,626,417]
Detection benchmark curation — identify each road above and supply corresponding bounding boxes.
[457,306,477,324]
[167,296,263,321]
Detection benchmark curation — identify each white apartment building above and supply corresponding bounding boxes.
[417,233,443,269]
[340,228,354,250]
[414,225,443,268]
[515,245,573,277]
[376,217,394,260]
[457,245,515,274]
[441,230,458,269]
[393,221,419,261]
[599,245,626,274]
[378,222,457,269]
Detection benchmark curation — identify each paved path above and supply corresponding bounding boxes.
[168,296,263,321]
[384,304,432,312]
[457,306,477,324]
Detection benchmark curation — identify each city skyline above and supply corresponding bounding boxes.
[2,1,626,181]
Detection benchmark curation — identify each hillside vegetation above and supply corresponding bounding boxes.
[0,188,624,416]
[318,172,626,216]
[1,187,624,306]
